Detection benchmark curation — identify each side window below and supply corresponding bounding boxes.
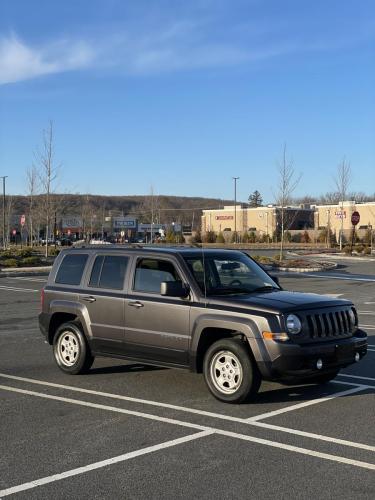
[89,255,128,290]
[134,258,180,293]
[55,254,88,285]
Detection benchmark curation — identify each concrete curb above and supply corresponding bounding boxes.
[0,266,52,278]
[271,261,338,273]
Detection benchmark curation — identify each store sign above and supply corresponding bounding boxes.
[113,218,136,229]
[215,215,234,220]
[62,217,82,229]
[334,210,346,219]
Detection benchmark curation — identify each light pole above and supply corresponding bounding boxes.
[0,176,8,250]
[233,177,239,243]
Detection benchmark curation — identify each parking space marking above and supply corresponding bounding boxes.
[216,430,375,471]
[0,285,39,293]
[0,373,247,425]
[6,277,47,283]
[338,374,375,383]
[0,384,375,498]
[0,430,213,498]
[249,421,375,452]
[0,373,367,428]
[0,373,373,454]
[246,385,367,422]
[0,384,210,431]
[295,274,375,282]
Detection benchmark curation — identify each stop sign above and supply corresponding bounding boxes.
[351,211,360,226]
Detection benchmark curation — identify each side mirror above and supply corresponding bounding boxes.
[160,281,189,298]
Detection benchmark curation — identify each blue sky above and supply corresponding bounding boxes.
[0,0,374,203]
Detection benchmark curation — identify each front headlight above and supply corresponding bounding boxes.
[286,314,302,334]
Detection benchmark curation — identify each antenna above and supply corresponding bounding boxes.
[201,236,207,302]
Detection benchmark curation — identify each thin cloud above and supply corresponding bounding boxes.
[0,34,95,84]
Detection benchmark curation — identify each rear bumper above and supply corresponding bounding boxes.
[256,329,367,380]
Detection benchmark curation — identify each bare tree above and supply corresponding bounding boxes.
[36,121,60,257]
[334,158,351,250]
[275,144,301,259]
[26,166,39,246]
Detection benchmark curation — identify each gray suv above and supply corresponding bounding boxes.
[39,247,367,403]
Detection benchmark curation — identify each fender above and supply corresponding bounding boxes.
[49,299,93,340]
[190,314,272,373]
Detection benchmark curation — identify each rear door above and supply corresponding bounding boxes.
[124,256,191,365]
[79,253,129,354]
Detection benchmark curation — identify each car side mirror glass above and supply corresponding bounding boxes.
[160,281,189,297]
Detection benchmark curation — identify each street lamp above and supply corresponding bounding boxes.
[0,176,8,250]
[233,177,239,243]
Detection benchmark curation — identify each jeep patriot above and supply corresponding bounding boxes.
[39,247,367,403]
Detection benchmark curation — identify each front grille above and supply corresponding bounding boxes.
[305,308,355,339]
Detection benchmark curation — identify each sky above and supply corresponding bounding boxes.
[0,0,374,204]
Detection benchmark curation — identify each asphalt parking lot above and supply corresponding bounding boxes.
[0,258,374,499]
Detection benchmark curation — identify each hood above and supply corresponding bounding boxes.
[207,290,352,314]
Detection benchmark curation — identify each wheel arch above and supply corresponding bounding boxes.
[191,315,260,373]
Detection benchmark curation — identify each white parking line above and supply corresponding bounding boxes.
[0,383,374,498]
[358,312,375,315]
[6,277,46,283]
[0,373,372,453]
[249,421,375,452]
[246,385,366,422]
[0,430,213,498]
[338,374,375,383]
[367,348,375,352]
[0,384,209,431]
[297,274,375,282]
[0,285,38,293]
[0,373,366,427]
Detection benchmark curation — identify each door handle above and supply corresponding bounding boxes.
[82,295,96,303]
[128,300,144,308]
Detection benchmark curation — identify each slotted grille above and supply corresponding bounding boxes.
[305,308,354,339]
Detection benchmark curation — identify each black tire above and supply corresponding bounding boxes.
[309,369,340,385]
[203,338,261,403]
[53,322,94,375]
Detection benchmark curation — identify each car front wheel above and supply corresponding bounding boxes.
[53,322,94,374]
[203,338,261,403]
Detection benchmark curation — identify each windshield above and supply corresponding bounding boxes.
[184,253,280,296]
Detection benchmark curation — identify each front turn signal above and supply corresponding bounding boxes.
[262,331,289,341]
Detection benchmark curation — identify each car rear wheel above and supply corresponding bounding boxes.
[203,338,261,403]
[53,322,94,374]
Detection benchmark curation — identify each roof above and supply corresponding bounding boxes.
[65,245,244,256]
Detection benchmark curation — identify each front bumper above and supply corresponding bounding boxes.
[256,329,367,380]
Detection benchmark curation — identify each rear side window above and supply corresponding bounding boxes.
[89,255,128,290]
[55,254,88,285]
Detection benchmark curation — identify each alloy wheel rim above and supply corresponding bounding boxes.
[209,350,243,394]
[57,331,80,367]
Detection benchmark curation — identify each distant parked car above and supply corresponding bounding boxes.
[56,238,73,247]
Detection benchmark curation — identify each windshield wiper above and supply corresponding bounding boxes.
[251,285,279,293]
[207,287,252,295]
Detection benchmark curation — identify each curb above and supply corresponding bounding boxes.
[271,261,338,273]
[0,266,52,278]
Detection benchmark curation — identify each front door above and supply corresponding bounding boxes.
[124,257,190,365]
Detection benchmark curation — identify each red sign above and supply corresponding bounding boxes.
[12,229,16,236]
[351,211,360,226]
[215,215,234,220]
[67,230,71,235]
[20,214,26,227]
